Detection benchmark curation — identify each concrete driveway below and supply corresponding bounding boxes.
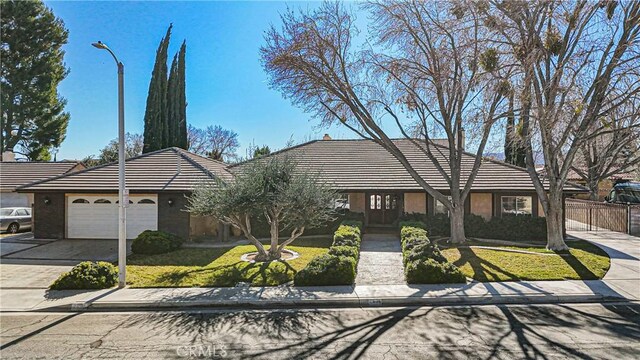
[0,237,130,289]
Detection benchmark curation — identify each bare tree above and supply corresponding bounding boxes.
[486,0,640,249]
[187,124,239,162]
[572,101,640,200]
[83,133,143,167]
[262,1,508,243]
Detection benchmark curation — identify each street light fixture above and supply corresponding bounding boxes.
[92,40,127,288]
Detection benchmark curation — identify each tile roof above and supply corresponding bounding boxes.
[17,148,233,192]
[1,161,84,191]
[230,139,586,192]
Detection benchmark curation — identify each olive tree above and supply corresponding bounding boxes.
[188,156,336,261]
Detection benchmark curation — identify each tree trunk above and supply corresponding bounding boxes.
[588,179,599,201]
[545,195,568,251]
[267,220,281,260]
[449,205,466,244]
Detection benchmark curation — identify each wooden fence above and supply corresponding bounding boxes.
[565,198,640,236]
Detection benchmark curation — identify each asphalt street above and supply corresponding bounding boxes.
[1,302,639,359]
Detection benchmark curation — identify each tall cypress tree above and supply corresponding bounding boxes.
[167,53,179,147]
[143,24,172,153]
[504,93,526,167]
[175,41,188,149]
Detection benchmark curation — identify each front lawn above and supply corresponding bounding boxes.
[126,238,332,287]
[441,240,610,282]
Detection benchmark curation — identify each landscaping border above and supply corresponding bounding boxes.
[399,221,466,284]
[293,220,364,286]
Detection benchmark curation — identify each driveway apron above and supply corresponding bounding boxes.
[356,233,405,285]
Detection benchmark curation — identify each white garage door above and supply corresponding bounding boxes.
[67,195,158,239]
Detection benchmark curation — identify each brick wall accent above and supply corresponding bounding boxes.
[158,193,190,239]
[33,192,65,239]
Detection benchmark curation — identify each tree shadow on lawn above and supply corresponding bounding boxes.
[151,259,298,287]
[451,247,523,282]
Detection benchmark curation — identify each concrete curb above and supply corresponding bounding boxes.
[35,293,624,312]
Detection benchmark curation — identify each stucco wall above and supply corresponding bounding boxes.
[349,193,366,213]
[470,193,493,220]
[538,199,545,217]
[404,192,427,214]
[189,214,219,239]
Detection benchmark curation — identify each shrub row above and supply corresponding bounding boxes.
[50,261,119,290]
[400,213,547,242]
[131,230,184,255]
[251,209,365,238]
[294,220,364,286]
[400,223,466,284]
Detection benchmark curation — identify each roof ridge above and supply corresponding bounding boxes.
[16,148,176,191]
[172,148,224,182]
[228,139,320,168]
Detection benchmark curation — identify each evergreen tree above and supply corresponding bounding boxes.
[167,53,179,147]
[0,0,70,160]
[175,41,188,149]
[142,24,172,153]
[504,94,526,167]
[166,41,187,149]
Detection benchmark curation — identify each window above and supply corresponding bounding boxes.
[116,200,133,204]
[385,194,398,210]
[370,195,382,210]
[334,194,348,209]
[16,209,28,216]
[94,199,112,204]
[72,199,89,204]
[138,199,156,204]
[501,196,532,216]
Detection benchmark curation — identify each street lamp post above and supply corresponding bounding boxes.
[92,41,127,288]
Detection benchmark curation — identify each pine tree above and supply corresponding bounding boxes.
[143,24,172,153]
[1,0,70,160]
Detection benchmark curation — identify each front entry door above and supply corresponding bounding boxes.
[367,193,401,225]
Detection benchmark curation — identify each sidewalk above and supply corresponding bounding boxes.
[1,230,637,312]
[355,233,405,285]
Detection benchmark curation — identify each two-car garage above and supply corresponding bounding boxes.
[66,195,158,239]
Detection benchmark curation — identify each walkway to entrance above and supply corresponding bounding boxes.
[355,233,405,285]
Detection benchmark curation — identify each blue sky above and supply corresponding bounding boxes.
[46,1,360,161]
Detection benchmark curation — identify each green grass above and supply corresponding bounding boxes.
[126,238,333,287]
[441,240,610,282]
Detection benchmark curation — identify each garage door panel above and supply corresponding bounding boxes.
[67,195,157,239]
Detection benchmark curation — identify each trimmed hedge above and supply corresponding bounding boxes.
[294,221,363,286]
[50,261,118,290]
[293,254,357,286]
[400,213,547,242]
[131,230,184,255]
[400,223,466,284]
[328,245,360,261]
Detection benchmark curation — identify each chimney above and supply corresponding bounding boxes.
[1,151,16,162]
[322,134,332,140]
